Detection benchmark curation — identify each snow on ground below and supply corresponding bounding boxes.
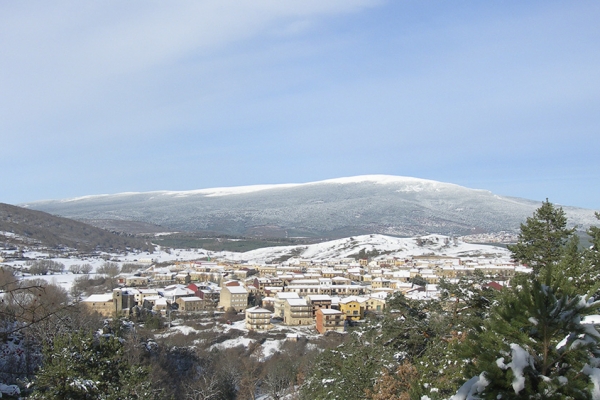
[215,234,511,264]
[222,320,248,332]
[20,273,81,292]
[210,335,285,361]
[158,324,201,337]
[211,337,255,351]
[261,339,284,359]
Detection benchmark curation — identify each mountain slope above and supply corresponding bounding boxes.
[20,175,598,238]
[0,203,154,252]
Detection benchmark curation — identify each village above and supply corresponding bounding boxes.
[79,247,528,335]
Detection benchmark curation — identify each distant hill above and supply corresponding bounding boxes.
[211,233,513,264]
[0,203,154,252]
[20,175,599,239]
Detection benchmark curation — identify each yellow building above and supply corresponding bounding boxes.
[339,296,368,321]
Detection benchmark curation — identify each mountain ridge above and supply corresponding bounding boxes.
[19,175,598,238]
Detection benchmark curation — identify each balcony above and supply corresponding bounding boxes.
[290,312,312,318]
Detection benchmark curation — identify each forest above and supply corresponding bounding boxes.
[0,201,599,399]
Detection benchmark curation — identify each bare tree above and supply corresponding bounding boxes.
[238,350,263,400]
[97,262,121,289]
[69,264,82,274]
[263,357,295,400]
[80,263,93,274]
[97,262,121,278]
[184,374,222,400]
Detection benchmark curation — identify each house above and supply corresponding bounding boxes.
[188,282,220,303]
[160,285,195,302]
[371,277,392,289]
[274,292,300,319]
[283,298,313,326]
[219,285,248,312]
[315,308,345,334]
[364,296,386,313]
[125,275,149,287]
[153,297,168,314]
[81,293,115,317]
[175,272,191,284]
[81,288,135,317]
[245,306,273,331]
[141,295,161,310]
[329,285,362,296]
[176,296,203,312]
[339,296,368,321]
[305,294,332,317]
[135,288,159,305]
[153,270,175,283]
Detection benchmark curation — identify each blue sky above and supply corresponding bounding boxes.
[1,1,599,209]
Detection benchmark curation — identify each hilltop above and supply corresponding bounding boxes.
[21,175,598,238]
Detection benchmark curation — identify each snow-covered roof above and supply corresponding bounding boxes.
[178,296,202,302]
[319,308,343,315]
[246,306,272,314]
[225,286,248,294]
[339,296,368,304]
[164,287,195,296]
[276,292,300,299]
[286,298,308,306]
[83,293,113,303]
[306,294,332,301]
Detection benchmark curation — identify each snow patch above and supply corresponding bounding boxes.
[451,372,489,400]
[496,344,531,394]
[583,365,600,400]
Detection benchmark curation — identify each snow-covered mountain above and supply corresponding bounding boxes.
[20,175,598,238]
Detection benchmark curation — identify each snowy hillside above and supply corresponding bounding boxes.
[20,175,598,238]
[214,234,512,264]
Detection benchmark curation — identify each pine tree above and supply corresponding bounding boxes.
[30,331,155,399]
[583,212,600,294]
[453,203,600,399]
[457,277,600,399]
[507,200,574,279]
[299,333,391,400]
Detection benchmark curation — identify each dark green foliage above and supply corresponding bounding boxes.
[300,332,392,400]
[556,235,593,291]
[351,248,381,261]
[383,294,443,360]
[143,313,163,330]
[455,202,600,399]
[30,331,156,399]
[151,232,318,252]
[459,277,600,399]
[438,271,499,328]
[409,274,427,287]
[300,291,478,399]
[582,212,600,295]
[507,200,574,279]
